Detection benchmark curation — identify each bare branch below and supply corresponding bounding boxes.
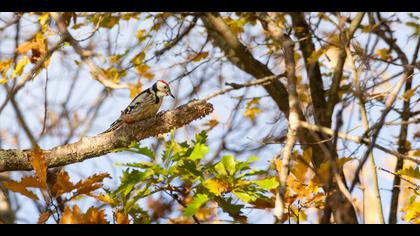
[50,12,129,90]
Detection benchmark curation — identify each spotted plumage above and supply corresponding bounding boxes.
[101,80,174,133]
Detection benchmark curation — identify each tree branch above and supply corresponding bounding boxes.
[0,100,213,172]
[50,12,129,90]
[290,12,328,127]
[326,12,365,124]
[199,12,290,116]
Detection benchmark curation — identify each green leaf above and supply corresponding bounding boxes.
[396,166,420,180]
[179,160,202,177]
[134,147,155,160]
[116,169,150,198]
[215,197,247,222]
[214,162,228,176]
[254,177,279,190]
[233,191,255,203]
[247,155,259,163]
[184,194,210,217]
[189,143,209,161]
[119,162,154,169]
[222,155,236,176]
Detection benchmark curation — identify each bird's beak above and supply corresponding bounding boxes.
[168,89,175,99]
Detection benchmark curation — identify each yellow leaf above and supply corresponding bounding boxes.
[12,57,29,78]
[38,13,50,26]
[129,81,142,99]
[243,97,262,122]
[410,149,420,157]
[190,52,209,62]
[90,193,117,205]
[402,89,416,101]
[375,48,392,61]
[307,46,330,64]
[132,52,145,65]
[38,211,50,224]
[136,29,146,42]
[203,178,229,196]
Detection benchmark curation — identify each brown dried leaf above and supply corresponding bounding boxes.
[115,211,129,224]
[52,170,75,197]
[60,205,108,224]
[3,177,40,201]
[71,173,110,199]
[29,146,48,189]
[38,211,50,224]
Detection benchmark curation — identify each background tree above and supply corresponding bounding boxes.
[0,12,418,224]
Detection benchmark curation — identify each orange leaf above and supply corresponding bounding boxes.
[190,52,209,62]
[70,173,110,199]
[3,177,40,201]
[16,41,37,55]
[29,146,48,189]
[38,211,50,224]
[115,211,129,224]
[52,170,76,197]
[85,207,108,224]
[60,205,108,224]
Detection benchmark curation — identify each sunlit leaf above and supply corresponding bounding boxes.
[184,194,210,217]
[243,98,262,122]
[3,177,41,201]
[396,166,420,180]
[254,177,279,190]
[203,178,229,196]
[190,52,209,62]
[221,155,236,176]
[52,170,75,197]
[402,89,416,101]
[189,143,209,161]
[115,210,130,224]
[60,205,108,224]
[12,57,29,78]
[29,146,48,189]
[375,48,392,61]
[38,211,50,224]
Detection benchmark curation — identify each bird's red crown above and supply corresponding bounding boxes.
[158,80,170,87]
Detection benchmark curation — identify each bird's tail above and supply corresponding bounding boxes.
[99,119,123,134]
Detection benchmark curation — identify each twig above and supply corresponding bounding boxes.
[378,167,420,191]
[203,74,285,101]
[50,12,129,90]
[298,121,420,165]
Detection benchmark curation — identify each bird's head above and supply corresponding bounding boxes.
[155,80,175,98]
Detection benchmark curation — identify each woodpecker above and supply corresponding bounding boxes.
[102,80,175,133]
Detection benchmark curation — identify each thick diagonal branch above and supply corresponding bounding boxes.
[0,100,213,172]
[199,12,290,116]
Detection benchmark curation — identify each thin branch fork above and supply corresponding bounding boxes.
[0,100,213,172]
[298,121,420,165]
[50,12,129,90]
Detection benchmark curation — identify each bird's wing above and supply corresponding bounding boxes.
[100,90,154,134]
[122,89,154,115]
